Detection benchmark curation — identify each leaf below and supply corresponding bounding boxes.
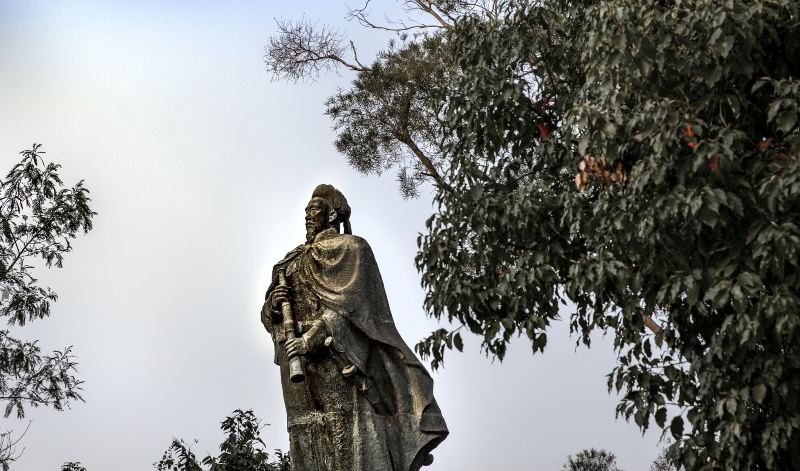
[536,122,550,140]
[707,155,720,171]
[655,407,667,428]
[776,110,797,133]
[2,219,12,241]
[725,397,737,415]
[686,280,700,305]
[670,416,684,439]
[709,27,722,45]
[751,78,769,93]
[752,384,767,404]
[767,100,783,123]
[578,136,589,156]
[453,332,463,352]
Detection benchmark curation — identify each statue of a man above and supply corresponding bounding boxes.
[261,184,448,471]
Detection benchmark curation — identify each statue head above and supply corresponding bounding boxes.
[305,184,351,242]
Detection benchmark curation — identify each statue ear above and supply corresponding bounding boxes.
[328,208,338,224]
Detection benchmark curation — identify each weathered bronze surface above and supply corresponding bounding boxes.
[261,184,448,471]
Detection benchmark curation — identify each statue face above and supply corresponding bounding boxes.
[305,197,332,242]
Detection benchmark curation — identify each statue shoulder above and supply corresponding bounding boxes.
[333,233,373,253]
[274,243,306,267]
[315,230,368,247]
[285,243,306,257]
[313,231,377,261]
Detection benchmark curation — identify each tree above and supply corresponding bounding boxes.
[61,463,87,471]
[562,448,623,471]
[0,144,95,467]
[155,409,290,471]
[650,444,680,471]
[265,1,502,197]
[413,0,800,470]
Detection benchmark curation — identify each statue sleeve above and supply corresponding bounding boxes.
[260,294,285,365]
[319,308,371,374]
[300,319,328,353]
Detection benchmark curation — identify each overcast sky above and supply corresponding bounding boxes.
[0,1,664,469]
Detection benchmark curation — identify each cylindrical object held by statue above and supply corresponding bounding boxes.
[277,270,305,383]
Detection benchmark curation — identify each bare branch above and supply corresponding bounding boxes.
[393,130,448,191]
[0,422,29,468]
[410,0,501,23]
[349,40,366,70]
[643,314,662,334]
[345,0,451,32]
[410,1,454,29]
[265,18,367,83]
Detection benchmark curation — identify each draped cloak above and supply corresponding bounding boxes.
[263,228,448,471]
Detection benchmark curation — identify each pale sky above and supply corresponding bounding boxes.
[0,1,663,469]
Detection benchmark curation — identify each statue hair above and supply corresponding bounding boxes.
[312,184,352,234]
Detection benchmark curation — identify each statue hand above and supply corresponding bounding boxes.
[285,337,308,359]
[270,285,292,311]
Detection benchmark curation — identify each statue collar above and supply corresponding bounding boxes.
[311,227,339,243]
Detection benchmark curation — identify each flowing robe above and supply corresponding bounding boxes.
[262,228,448,471]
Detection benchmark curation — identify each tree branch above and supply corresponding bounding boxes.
[411,1,454,30]
[394,131,448,191]
[345,0,451,32]
[265,18,367,82]
[643,313,662,334]
[349,40,366,70]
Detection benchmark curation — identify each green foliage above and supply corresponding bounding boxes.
[326,34,453,198]
[61,462,87,471]
[264,2,504,198]
[0,144,93,418]
[650,444,680,471]
[415,0,800,469]
[0,144,94,468]
[156,439,203,471]
[416,0,590,366]
[155,410,290,471]
[562,448,623,471]
[0,333,81,419]
[1,144,94,327]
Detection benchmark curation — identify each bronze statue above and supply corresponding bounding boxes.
[261,184,448,471]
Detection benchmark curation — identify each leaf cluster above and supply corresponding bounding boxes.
[1,144,94,327]
[416,0,590,368]
[650,444,681,471]
[561,448,623,471]
[155,410,290,471]
[415,0,800,469]
[61,462,87,471]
